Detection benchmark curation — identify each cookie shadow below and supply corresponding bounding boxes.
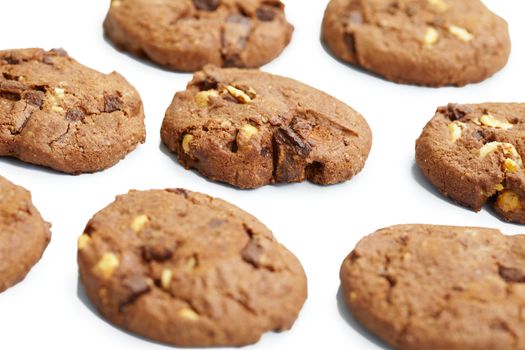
[76,277,173,348]
[336,286,391,350]
[0,156,72,176]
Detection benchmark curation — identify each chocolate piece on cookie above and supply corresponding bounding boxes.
[416,103,525,223]
[0,175,51,293]
[341,224,525,350]
[322,0,510,86]
[0,48,145,174]
[104,0,293,71]
[161,65,372,189]
[77,189,307,347]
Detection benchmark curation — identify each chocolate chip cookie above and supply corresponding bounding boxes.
[104,0,293,71]
[161,65,372,189]
[0,48,145,174]
[416,103,525,223]
[0,175,51,293]
[341,224,525,350]
[322,0,511,86]
[77,188,307,347]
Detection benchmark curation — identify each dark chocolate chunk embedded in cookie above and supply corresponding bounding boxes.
[161,65,372,189]
[416,103,525,223]
[321,0,511,86]
[77,189,307,347]
[0,175,51,293]
[104,0,293,71]
[340,224,525,350]
[0,48,145,174]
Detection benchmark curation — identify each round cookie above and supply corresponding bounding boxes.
[0,48,145,174]
[322,0,510,86]
[161,65,372,189]
[104,0,293,71]
[0,175,51,293]
[77,188,307,347]
[340,224,525,350]
[416,103,525,224]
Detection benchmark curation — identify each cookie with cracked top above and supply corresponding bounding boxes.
[0,175,51,293]
[340,224,525,350]
[104,0,293,71]
[77,188,307,347]
[161,65,372,189]
[321,0,510,86]
[0,48,145,174]
[416,103,525,224]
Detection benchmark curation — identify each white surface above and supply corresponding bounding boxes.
[1,0,524,349]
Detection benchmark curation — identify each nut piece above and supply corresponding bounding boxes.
[77,234,91,250]
[111,0,123,7]
[448,25,474,42]
[184,256,197,272]
[182,134,194,154]
[54,87,65,98]
[503,159,520,174]
[226,85,253,104]
[240,124,258,139]
[423,27,439,48]
[178,308,200,321]
[447,121,464,143]
[194,89,219,108]
[131,214,149,232]
[161,268,173,290]
[479,114,513,130]
[428,0,448,11]
[495,184,505,192]
[496,190,523,212]
[93,253,119,279]
[479,142,522,165]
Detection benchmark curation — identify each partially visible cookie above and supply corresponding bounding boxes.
[0,48,145,174]
[104,0,293,71]
[340,224,525,350]
[161,65,372,189]
[77,188,307,347]
[416,103,525,223]
[322,0,511,86]
[0,175,51,293]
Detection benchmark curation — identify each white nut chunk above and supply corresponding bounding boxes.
[447,121,465,143]
[424,27,439,48]
[428,0,448,11]
[240,124,258,139]
[479,114,513,130]
[182,134,194,154]
[178,308,200,321]
[161,268,173,290]
[194,89,219,108]
[77,234,91,250]
[93,253,119,279]
[226,85,253,104]
[131,214,149,232]
[503,158,520,174]
[496,190,523,212]
[448,25,474,42]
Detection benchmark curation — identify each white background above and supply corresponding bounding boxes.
[1,0,524,349]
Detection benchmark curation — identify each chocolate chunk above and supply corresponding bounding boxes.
[344,32,357,57]
[194,0,221,11]
[65,108,85,121]
[222,15,251,67]
[166,188,189,198]
[273,126,312,183]
[242,238,266,268]
[142,240,175,262]
[499,265,525,283]
[119,275,151,311]
[438,103,473,121]
[256,6,277,21]
[104,94,123,113]
[23,91,44,108]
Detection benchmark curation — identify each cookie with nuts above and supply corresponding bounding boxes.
[161,65,372,189]
[104,0,293,71]
[0,48,145,174]
[0,175,51,293]
[322,0,510,86]
[416,103,525,223]
[340,224,525,350]
[77,188,307,347]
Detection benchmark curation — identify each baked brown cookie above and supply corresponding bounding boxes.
[340,224,525,350]
[77,188,307,347]
[0,175,51,293]
[161,65,372,189]
[0,48,145,174]
[104,0,293,71]
[322,0,511,86]
[416,103,525,223]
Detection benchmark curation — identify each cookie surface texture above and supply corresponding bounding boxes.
[340,224,525,350]
[161,65,372,189]
[322,0,510,86]
[416,103,525,223]
[0,175,51,293]
[104,0,293,71]
[0,48,145,174]
[77,188,307,347]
